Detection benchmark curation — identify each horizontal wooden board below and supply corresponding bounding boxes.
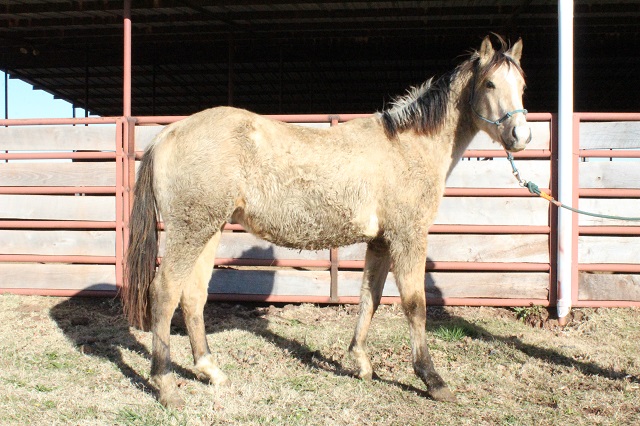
[0,264,116,291]
[0,162,115,186]
[137,158,549,191]
[467,121,550,151]
[156,199,548,238]
[0,230,115,256]
[580,161,640,189]
[435,197,549,226]
[136,121,550,152]
[158,231,330,259]
[161,233,548,263]
[578,236,640,264]
[339,271,550,299]
[0,194,115,221]
[580,122,640,149]
[135,122,333,152]
[340,234,549,263]
[217,232,329,260]
[579,272,640,301]
[209,269,330,296]
[578,199,640,226]
[446,159,550,188]
[207,269,549,300]
[135,126,164,151]
[0,125,116,151]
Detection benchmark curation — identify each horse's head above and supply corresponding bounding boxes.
[470,36,530,152]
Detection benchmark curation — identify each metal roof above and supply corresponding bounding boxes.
[1,1,639,116]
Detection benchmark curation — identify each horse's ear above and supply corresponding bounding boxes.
[509,38,523,62]
[478,36,495,66]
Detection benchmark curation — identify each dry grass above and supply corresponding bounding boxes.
[1,293,640,425]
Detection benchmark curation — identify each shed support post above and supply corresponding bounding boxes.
[123,0,132,117]
[329,116,340,302]
[557,0,574,324]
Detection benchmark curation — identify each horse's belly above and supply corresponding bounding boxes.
[230,203,377,251]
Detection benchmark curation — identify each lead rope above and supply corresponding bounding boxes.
[506,152,640,221]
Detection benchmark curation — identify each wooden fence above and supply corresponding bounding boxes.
[0,113,638,308]
[574,113,640,307]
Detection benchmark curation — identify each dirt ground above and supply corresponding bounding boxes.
[1,293,639,425]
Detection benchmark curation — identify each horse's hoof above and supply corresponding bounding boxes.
[428,385,457,403]
[356,369,373,381]
[195,356,229,387]
[159,392,186,409]
[213,375,230,387]
[349,349,373,380]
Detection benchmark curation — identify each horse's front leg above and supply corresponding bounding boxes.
[392,236,457,403]
[349,239,391,379]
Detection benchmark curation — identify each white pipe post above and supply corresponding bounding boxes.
[557,0,574,324]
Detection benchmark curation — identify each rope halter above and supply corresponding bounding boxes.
[472,106,528,126]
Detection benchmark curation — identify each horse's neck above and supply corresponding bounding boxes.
[441,74,478,177]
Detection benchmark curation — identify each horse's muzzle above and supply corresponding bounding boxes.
[503,126,532,152]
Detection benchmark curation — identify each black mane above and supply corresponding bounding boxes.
[380,71,456,139]
[381,36,524,139]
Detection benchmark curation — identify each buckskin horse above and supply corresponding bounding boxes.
[123,35,530,407]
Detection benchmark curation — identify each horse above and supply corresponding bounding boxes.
[123,34,530,408]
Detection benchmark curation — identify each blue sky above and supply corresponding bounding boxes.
[1,71,87,119]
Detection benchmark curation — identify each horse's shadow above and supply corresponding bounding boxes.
[49,246,347,400]
[49,249,638,403]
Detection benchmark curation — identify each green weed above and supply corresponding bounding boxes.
[513,305,545,322]
[116,407,144,425]
[34,384,53,392]
[433,324,474,342]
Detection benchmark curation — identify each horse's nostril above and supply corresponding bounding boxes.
[512,126,532,144]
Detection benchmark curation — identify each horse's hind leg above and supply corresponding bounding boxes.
[349,239,391,379]
[181,230,228,386]
[150,259,186,408]
[150,221,219,408]
[392,237,457,403]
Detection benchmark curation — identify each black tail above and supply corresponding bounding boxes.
[122,145,158,331]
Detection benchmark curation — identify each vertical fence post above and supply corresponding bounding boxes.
[123,0,132,118]
[557,0,574,324]
[115,118,126,291]
[329,116,340,302]
[120,0,133,292]
[123,117,137,257]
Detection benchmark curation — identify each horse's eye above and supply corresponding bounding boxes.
[485,81,496,89]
